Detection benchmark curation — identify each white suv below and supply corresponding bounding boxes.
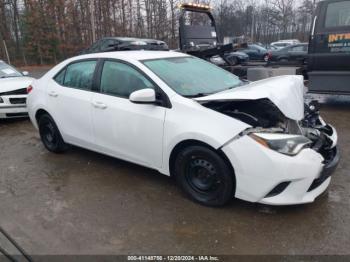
[27,51,339,206]
[271,40,300,49]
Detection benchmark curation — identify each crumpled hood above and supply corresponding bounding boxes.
[195,75,305,121]
[0,77,34,93]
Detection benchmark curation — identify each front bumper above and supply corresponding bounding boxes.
[0,95,28,118]
[222,125,339,205]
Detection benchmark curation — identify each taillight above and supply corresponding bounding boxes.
[27,85,33,94]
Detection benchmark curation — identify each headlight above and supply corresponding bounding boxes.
[210,56,225,64]
[0,97,3,103]
[249,133,312,156]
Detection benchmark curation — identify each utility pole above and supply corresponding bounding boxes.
[251,9,255,42]
[90,0,96,43]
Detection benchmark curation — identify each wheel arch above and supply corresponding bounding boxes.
[168,139,236,188]
[35,108,51,125]
[278,56,289,61]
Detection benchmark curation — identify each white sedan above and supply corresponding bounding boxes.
[27,51,339,206]
[0,60,34,118]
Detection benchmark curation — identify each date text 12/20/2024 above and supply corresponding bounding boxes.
[127,256,220,261]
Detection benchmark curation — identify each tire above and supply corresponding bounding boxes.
[263,54,269,62]
[38,114,69,153]
[228,56,238,66]
[279,58,288,63]
[173,145,235,207]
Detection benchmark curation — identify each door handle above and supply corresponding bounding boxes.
[48,91,58,97]
[92,101,107,109]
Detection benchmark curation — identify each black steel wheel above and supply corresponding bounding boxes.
[38,114,68,153]
[174,145,235,206]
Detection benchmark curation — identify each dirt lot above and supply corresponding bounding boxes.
[0,69,349,256]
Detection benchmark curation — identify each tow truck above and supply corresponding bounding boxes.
[308,0,350,94]
[178,3,250,76]
[178,3,303,80]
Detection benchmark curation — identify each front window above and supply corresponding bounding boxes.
[290,45,304,52]
[0,62,22,78]
[142,57,242,97]
[100,61,154,98]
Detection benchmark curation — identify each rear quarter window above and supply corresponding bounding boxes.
[54,69,66,85]
[63,61,97,90]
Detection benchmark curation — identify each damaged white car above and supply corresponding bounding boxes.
[0,60,34,118]
[27,51,339,206]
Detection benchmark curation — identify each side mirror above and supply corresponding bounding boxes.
[129,89,156,104]
[22,71,29,76]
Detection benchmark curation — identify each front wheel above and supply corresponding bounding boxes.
[38,114,69,153]
[174,145,235,206]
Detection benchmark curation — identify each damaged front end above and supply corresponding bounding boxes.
[201,98,339,182]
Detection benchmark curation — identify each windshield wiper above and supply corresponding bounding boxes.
[0,75,20,79]
[183,92,214,98]
[184,81,249,98]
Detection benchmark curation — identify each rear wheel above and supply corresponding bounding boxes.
[38,114,68,153]
[263,54,269,62]
[173,145,234,206]
[228,56,238,66]
[279,58,289,63]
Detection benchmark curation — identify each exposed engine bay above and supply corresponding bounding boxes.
[201,99,337,165]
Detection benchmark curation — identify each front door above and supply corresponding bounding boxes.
[91,60,166,168]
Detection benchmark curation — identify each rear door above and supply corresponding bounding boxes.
[309,0,350,71]
[47,59,97,148]
[288,45,307,64]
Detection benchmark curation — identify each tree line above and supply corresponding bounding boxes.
[0,0,319,66]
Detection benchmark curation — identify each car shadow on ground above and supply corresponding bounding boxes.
[64,144,323,217]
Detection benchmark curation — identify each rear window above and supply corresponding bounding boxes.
[325,1,350,28]
[274,43,288,47]
[64,61,96,90]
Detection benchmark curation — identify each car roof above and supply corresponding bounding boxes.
[101,37,166,43]
[74,50,189,62]
[289,43,308,47]
[249,44,266,49]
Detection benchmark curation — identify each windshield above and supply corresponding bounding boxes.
[249,44,267,51]
[142,57,242,97]
[0,63,22,78]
